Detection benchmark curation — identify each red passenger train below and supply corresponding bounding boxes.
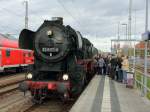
[0,34,34,72]
[0,34,18,48]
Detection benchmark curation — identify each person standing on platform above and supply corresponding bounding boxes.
[116,56,123,82]
[115,63,119,81]
[110,55,117,79]
[103,55,109,75]
[98,56,105,75]
[107,55,111,75]
[96,55,99,75]
[122,56,129,84]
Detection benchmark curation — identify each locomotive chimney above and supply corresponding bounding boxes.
[51,17,63,25]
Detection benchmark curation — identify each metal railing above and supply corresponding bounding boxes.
[130,67,150,96]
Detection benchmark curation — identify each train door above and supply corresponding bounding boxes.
[4,48,11,66]
[3,48,20,66]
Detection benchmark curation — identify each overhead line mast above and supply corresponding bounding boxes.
[24,0,28,29]
[128,0,132,56]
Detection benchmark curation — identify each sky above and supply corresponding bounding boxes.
[0,0,149,52]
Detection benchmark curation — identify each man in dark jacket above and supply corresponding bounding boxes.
[104,56,110,75]
[116,56,123,81]
[110,55,117,79]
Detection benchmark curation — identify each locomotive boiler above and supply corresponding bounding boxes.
[19,17,98,102]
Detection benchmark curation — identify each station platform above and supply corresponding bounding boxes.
[70,75,150,112]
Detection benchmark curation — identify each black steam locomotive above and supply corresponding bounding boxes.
[19,17,98,102]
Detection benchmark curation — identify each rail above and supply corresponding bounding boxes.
[130,67,150,96]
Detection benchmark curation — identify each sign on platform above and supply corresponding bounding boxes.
[142,31,150,41]
[127,72,134,79]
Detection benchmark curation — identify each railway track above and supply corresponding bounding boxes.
[130,64,150,76]
[0,73,25,95]
[0,91,33,112]
[0,75,74,112]
[0,72,25,78]
[0,73,75,112]
[0,94,74,112]
[0,83,19,95]
[24,99,74,112]
[135,65,150,73]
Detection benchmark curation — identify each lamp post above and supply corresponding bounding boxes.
[122,23,128,56]
[24,0,29,29]
[143,0,149,96]
[122,24,128,40]
[117,22,120,54]
[128,0,132,57]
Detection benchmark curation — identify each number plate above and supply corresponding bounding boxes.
[42,47,59,52]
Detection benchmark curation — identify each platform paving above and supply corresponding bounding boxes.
[115,80,150,112]
[70,75,101,112]
[70,75,150,112]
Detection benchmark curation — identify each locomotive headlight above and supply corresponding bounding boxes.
[62,74,69,81]
[47,30,53,36]
[26,73,33,79]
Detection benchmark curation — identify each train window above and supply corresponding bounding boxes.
[6,49,10,57]
[24,53,28,57]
